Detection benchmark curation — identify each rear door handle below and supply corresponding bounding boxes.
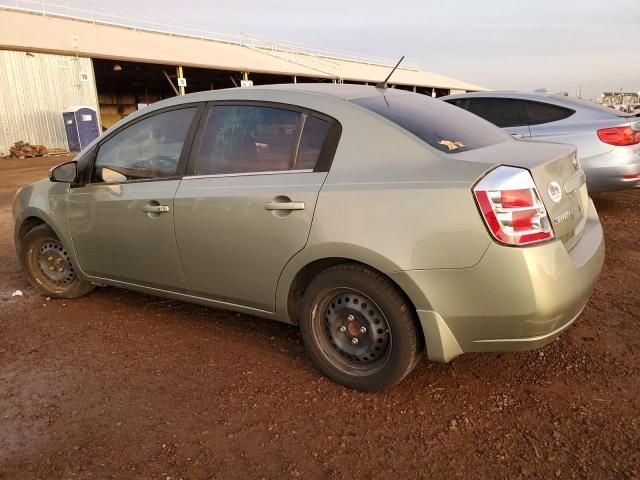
[264,201,305,211]
[142,205,170,213]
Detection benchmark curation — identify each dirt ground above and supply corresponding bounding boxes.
[1,155,639,480]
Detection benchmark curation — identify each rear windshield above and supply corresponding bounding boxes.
[351,93,509,154]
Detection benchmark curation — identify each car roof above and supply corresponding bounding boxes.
[254,83,414,100]
[108,83,424,132]
[178,83,417,105]
[84,83,425,153]
[127,83,416,118]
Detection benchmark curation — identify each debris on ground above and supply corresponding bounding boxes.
[11,289,23,297]
[8,141,69,159]
[9,141,47,158]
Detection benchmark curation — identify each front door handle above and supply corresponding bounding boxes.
[142,205,170,213]
[264,201,305,211]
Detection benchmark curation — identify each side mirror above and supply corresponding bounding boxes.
[49,161,78,183]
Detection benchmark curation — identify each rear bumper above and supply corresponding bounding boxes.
[582,147,640,192]
[391,198,605,362]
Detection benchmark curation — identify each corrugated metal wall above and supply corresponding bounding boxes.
[0,50,99,154]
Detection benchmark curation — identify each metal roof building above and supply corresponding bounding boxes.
[0,1,488,153]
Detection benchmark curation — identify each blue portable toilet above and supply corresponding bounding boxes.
[62,106,100,151]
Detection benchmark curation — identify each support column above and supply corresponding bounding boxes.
[413,86,417,93]
[431,88,436,98]
[293,75,297,84]
[177,65,185,96]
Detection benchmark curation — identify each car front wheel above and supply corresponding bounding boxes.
[300,264,420,391]
[20,224,95,299]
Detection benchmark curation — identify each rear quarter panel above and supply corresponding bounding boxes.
[529,120,614,160]
[310,105,494,270]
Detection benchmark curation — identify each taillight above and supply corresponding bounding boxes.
[597,126,640,146]
[473,166,554,246]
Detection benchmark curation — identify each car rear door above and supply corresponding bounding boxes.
[449,97,531,138]
[69,104,202,290]
[173,102,340,311]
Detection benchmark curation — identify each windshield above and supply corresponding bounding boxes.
[351,93,510,154]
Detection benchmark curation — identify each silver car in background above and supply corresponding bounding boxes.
[442,91,640,192]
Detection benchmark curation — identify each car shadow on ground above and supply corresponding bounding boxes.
[74,283,557,391]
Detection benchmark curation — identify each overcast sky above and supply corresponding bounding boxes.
[104,0,639,98]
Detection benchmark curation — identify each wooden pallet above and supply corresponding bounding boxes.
[12,153,47,159]
[46,149,70,157]
[10,149,70,159]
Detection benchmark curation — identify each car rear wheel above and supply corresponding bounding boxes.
[300,264,420,391]
[20,224,94,299]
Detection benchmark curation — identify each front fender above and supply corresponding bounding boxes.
[12,180,87,280]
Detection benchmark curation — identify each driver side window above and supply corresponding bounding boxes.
[93,107,197,183]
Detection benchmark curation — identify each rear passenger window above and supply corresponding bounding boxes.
[297,116,331,170]
[459,98,525,128]
[522,101,574,125]
[196,105,302,175]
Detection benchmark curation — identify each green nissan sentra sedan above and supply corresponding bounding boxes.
[13,84,605,391]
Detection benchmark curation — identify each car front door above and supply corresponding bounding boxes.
[174,103,339,311]
[69,104,202,290]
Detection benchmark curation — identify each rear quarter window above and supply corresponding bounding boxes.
[521,100,575,125]
[448,98,526,128]
[351,93,509,154]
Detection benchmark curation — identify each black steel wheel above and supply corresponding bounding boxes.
[30,239,77,290]
[300,263,420,391]
[20,224,95,298]
[319,289,391,375]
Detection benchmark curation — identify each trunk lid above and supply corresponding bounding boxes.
[452,140,589,250]
[525,147,588,250]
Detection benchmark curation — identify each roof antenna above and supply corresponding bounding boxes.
[376,56,405,89]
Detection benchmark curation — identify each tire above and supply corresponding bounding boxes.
[299,263,420,391]
[19,224,95,299]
